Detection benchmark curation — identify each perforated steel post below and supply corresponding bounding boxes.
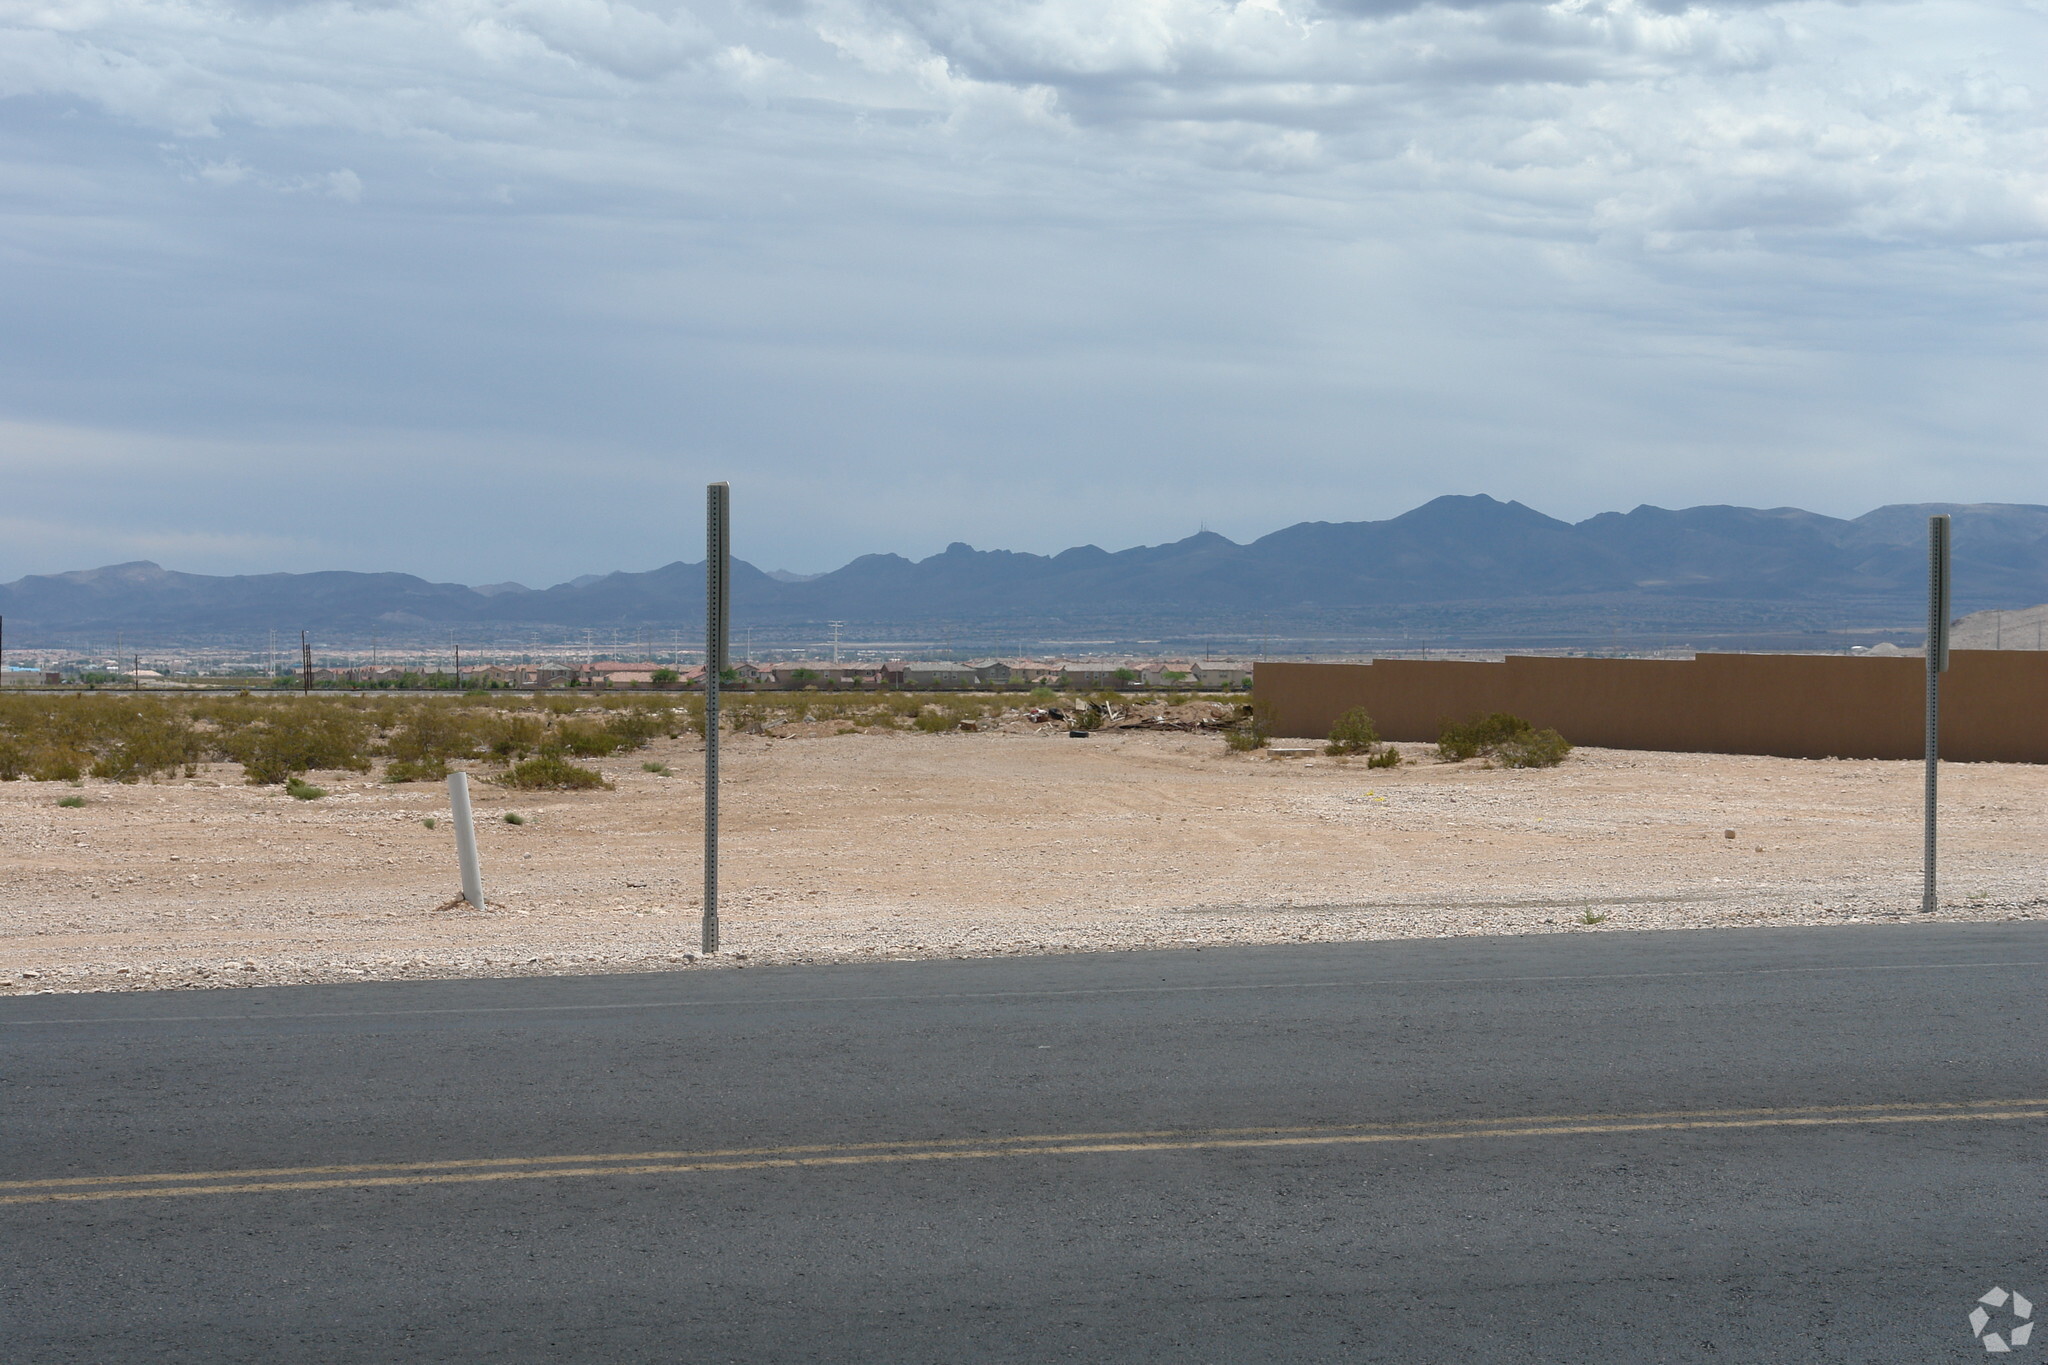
[703,482,730,954]
[1922,513,1950,914]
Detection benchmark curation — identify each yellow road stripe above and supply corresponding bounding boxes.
[6,1099,2043,1207]
[4,1096,2031,1192]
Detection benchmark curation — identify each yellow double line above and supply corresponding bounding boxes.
[6,1098,2044,1206]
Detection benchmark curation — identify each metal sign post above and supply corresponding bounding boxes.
[703,482,730,954]
[1922,513,1950,913]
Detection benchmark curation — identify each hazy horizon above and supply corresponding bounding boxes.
[9,494,2048,591]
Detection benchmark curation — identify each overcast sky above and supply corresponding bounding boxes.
[1,0,2042,585]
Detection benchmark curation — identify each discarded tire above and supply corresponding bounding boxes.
[1068,729,1091,738]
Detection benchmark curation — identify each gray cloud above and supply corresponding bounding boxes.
[0,0,2041,582]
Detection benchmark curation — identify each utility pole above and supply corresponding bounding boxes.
[703,481,730,956]
[1922,514,1950,913]
[302,631,313,695]
[828,620,844,666]
[454,642,462,690]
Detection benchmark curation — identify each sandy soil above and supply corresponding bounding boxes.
[4,723,2044,995]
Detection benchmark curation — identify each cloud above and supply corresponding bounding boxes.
[0,0,2041,580]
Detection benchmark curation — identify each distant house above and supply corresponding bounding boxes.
[770,661,840,686]
[1061,665,1138,689]
[1194,662,1253,689]
[1140,662,1199,688]
[585,661,663,687]
[892,662,978,689]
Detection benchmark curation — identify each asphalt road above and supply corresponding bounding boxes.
[4,924,2045,1363]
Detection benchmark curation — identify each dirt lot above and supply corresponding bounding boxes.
[4,725,2044,995]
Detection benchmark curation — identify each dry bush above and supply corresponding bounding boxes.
[1437,712,1530,762]
[1491,728,1572,768]
[1224,699,1276,752]
[501,755,612,790]
[218,701,376,784]
[1437,712,1570,768]
[1325,707,1380,756]
[0,695,201,782]
[379,704,487,781]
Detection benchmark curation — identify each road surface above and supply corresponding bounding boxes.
[4,923,2045,1362]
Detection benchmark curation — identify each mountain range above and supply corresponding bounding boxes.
[6,496,2047,649]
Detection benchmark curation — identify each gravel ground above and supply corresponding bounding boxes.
[3,724,2043,995]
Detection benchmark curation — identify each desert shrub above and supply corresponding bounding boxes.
[551,718,627,757]
[382,703,520,777]
[1437,712,1533,762]
[1367,746,1403,769]
[481,713,548,760]
[642,761,670,774]
[219,702,374,784]
[0,696,195,782]
[603,708,663,750]
[0,735,66,781]
[1436,713,1568,767]
[86,707,203,782]
[502,755,611,790]
[1224,699,1275,752]
[1029,686,1057,704]
[912,708,955,733]
[1491,727,1572,769]
[1325,707,1381,756]
[503,811,525,824]
[56,794,86,808]
[286,776,327,800]
[28,749,86,782]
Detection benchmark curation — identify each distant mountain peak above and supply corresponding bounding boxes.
[5,497,2047,642]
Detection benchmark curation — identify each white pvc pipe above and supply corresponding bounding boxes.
[448,771,486,910]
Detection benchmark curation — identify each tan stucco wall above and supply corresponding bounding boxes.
[1255,651,2048,762]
